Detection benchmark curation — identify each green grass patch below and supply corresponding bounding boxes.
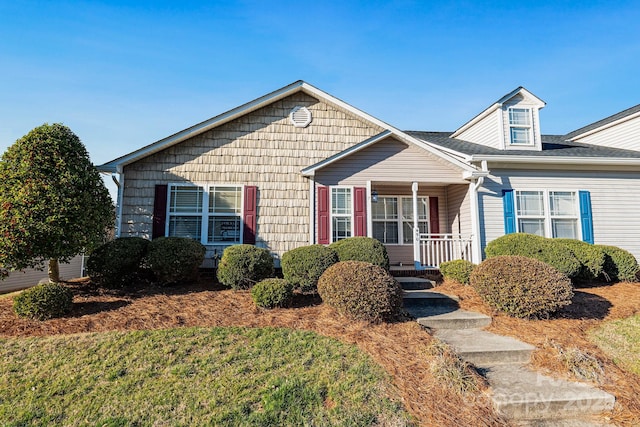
[0,327,410,426]
[588,314,640,376]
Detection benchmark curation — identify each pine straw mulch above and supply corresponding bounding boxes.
[437,279,640,427]
[0,279,508,427]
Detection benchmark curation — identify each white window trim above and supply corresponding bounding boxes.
[371,195,430,245]
[165,183,245,245]
[515,189,581,239]
[329,186,354,243]
[508,107,535,146]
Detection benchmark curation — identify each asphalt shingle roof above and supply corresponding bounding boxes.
[405,131,640,159]
[564,104,640,140]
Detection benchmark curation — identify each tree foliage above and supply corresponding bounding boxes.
[0,123,114,281]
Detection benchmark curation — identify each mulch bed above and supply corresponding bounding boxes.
[0,279,507,427]
[437,280,640,426]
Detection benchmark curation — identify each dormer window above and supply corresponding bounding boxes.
[509,107,533,145]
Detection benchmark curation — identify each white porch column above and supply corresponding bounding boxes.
[309,176,315,245]
[412,182,420,268]
[366,180,373,238]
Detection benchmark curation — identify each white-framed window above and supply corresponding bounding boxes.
[167,183,243,244]
[331,187,352,242]
[372,196,429,244]
[515,190,579,239]
[508,107,533,145]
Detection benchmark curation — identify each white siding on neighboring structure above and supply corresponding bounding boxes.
[454,110,502,149]
[0,256,84,294]
[573,115,640,151]
[480,169,640,260]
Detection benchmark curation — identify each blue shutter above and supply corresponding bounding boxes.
[579,190,594,244]
[502,189,516,234]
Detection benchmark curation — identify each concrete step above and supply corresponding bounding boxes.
[485,364,615,421]
[394,276,434,290]
[434,329,535,366]
[402,289,458,301]
[416,309,491,329]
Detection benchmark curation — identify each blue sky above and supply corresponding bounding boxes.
[1,0,640,173]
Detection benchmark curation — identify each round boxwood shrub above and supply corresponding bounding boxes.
[281,245,338,292]
[13,282,73,320]
[485,233,582,280]
[554,239,606,283]
[317,261,403,323]
[329,237,390,271]
[439,259,476,285]
[87,237,150,288]
[470,255,574,319]
[251,278,294,309]
[145,237,206,285]
[596,245,639,282]
[217,244,274,290]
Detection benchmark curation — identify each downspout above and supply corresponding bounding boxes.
[112,165,124,238]
[469,160,487,264]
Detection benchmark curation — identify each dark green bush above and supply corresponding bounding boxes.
[470,255,573,319]
[596,245,639,282]
[281,245,338,292]
[317,261,403,323]
[554,239,606,283]
[217,244,274,290]
[13,282,73,320]
[329,237,390,271]
[145,237,206,285]
[251,278,294,309]
[87,237,150,288]
[439,259,476,285]
[485,233,582,280]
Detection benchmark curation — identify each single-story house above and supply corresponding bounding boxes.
[98,81,640,269]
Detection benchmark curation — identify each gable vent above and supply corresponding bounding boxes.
[289,106,312,128]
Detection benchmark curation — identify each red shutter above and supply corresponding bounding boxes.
[317,186,330,244]
[243,186,258,244]
[152,184,168,239]
[354,187,367,237]
[429,196,440,235]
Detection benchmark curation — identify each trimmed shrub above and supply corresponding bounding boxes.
[317,261,403,323]
[145,237,206,285]
[13,282,73,320]
[485,233,582,280]
[596,245,639,282]
[470,255,573,319]
[281,245,338,292]
[554,239,606,283]
[439,259,476,285]
[217,244,274,289]
[87,237,150,288]
[251,278,294,309]
[329,237,390,271]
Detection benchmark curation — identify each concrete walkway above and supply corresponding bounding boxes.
[397,276,615,426]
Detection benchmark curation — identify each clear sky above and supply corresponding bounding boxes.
[1,0,640,174]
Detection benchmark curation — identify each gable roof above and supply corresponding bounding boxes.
[98,80,475,174]
[450,86,546,138]
[565,104,640,141]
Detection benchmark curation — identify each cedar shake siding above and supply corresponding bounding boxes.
[119,92,383,262]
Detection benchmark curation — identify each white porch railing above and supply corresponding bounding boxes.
[418,233,474,268]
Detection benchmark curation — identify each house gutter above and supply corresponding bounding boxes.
[470,155,640,165]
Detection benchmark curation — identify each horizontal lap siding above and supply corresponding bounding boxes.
[0,256,84,294]
[120,92,383,260]
[456,110,501,149]
[447,183,472,236]
[480,169,640,260]
[576,116,640,151]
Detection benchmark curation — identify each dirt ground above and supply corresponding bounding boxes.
[1,278,639,426]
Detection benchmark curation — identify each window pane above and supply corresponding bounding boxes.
[170,186,203,213]
[549,192,576,216]
[518,219,545,236]
[168,216,202,239]
[331,188,352,215]
[372,197,398,220]
[373,222,398,244]
[510,127,530,144]
[208,216,241,243]
[509,108,530,125]
[332,217,351,241]
[210,186,241,214]
[552,219,578,239]
[517,191,544,216]
[403,221,429,244]
[402,197,428,220]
